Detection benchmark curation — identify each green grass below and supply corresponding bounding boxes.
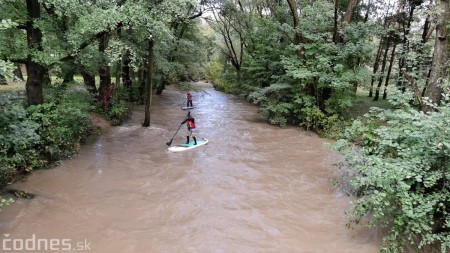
[0,81,25,94]
[0,75,97,95]
[349,87,394,118]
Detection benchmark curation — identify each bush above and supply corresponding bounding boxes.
[0,91,96,187]
[333,102,450,253]
[107,101,132,126]
[0,95,42,185]
[27,101,93,161]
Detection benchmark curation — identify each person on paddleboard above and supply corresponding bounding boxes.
[186,91,193,108]
[181,112,197,145]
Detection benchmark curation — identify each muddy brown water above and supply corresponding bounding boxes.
[0,82,382,252]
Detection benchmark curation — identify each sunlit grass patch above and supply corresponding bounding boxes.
[350,87,394,118]
[0,81,25,94]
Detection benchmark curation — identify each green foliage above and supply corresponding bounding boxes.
[0,90,96,187]
[207,58,244,94]
[107,101,132,126]
[334,100,450,252]
[241,18,286,89]
[210,0,374,134]
[27,101,93,161]
[0,94,42,185]
[0,196,13,212]
[248,82,295,126]
[0,60,16,80]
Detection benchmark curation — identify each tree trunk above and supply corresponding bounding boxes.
[423,0,450,112]
[369,38,384,97]
[62,60,76,86]
[143,38,154,127]
[80,68,97,96]
[25,0,46,105]
[342,0,358,25]
[139,67,146,105]
[374,36,391,101]
[156,79,167,95]
[98,32,111,110]
[122,50,133,102]
[383,43,397,99]
[397,3,415,92]
[421,67,432,97]
[335,0,359,44]
[332,0,340,43]
[418,14,433,97]
[422,14,432,44]
[286,0,303,58]
[363,0,372,22]
[13,64,24,81]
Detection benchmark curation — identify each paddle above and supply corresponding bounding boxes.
[166,123,183,147]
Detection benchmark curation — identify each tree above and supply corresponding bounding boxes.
[143,37,154,127]
[423,0,450,112]
[286,0,303,57]
[24,0,46,105]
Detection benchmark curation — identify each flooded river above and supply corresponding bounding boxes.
[0,82,382,252]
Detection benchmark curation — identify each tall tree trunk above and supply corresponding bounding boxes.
[342,0,358,24]
[122,50,133,102]
[421,67,432,97]
[25,0,46,105]
[397,3,416,92]
[422,14,432,44]
[335,0,359,43]
[363,0,372,22]
[419,14,433,96]
[369,38,384,97]
[286,0,303,58]
[98,32,111,109]
[423,0,450,112]
[143,38,154,127]
[139,67,146,105]
[374,36,391,101]
[115,62,121,103]
[383,43,397,99]
[333,0,340,43]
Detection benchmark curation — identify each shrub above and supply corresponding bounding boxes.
[0,94,42,185]
[27,101,93,161]
[107,101,132,126]
[333,102,450,253]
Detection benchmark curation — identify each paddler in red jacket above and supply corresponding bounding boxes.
[181,112,197,145]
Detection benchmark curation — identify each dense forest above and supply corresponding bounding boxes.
[0,0,449,252]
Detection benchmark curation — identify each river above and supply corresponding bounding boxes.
[0,82,382,252]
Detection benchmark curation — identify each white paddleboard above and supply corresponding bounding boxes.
[168,138,208,152]
[182,106,194,110]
